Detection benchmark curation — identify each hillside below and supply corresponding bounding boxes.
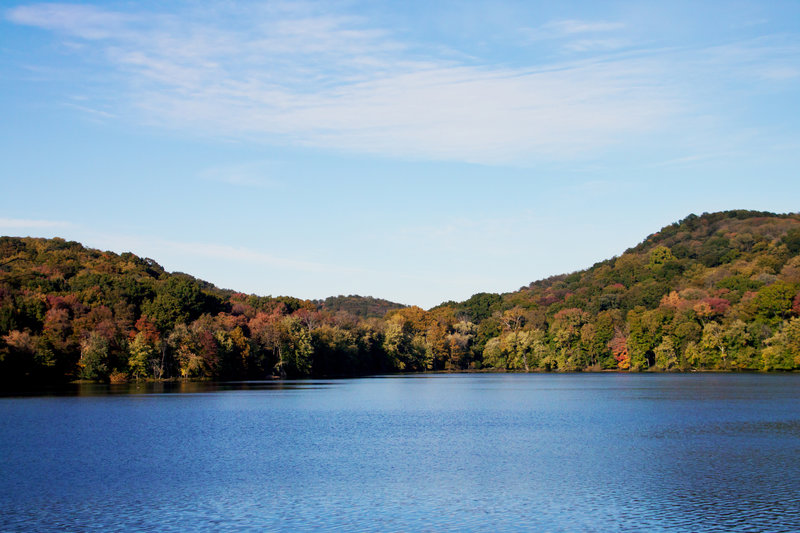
[0,237,404,382]
[315,295,406,318]
[1,210,799,384]
[439,210,800,371]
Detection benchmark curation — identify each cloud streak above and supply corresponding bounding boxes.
[37,227,369,277]
[198,161,283,189]
[0,218,71,229]
[162,240,365,275]
[6,3,800,165]
[525,19,626,40]
[7,3,133,39]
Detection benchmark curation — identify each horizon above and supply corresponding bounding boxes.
[2,1,800,308]
[3,208,798,309]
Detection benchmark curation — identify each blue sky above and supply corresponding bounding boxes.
[1,1,799,308]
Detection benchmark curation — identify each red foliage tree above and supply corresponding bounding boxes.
[608,330,630,370]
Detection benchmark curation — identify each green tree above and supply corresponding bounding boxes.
[78,331,110,381]
[749,282,799,326]
[482,337,504,369]
[142,276,207,332]
[549,308,589,370]
[761,317,800,371]
[487,329,549,371]
[458,292,503,322]
[695,322,727,369]
[627,308,667,371]
[128,331,156,381]
[276,317,313,377]
[382,314,426,371]
[723,319,758,370]
[648,245,675,269]
[654,336,678,371]
[781,228,800,255]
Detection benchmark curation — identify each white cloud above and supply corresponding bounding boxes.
[61,229,369,277]
[539,19,625,36]
[757,66,800,81]
[0,218,71,229]
[198,162,283,189]
[157,60,675,164]
[63,102,116,119]
[562,39,630,52]
[6,3,133,40]
[163,240,363,275]
[7,3,799,165]
[521,19,632,54]
[523,19,626,42]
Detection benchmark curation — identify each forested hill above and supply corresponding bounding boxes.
[438,210,800,371]
[2,210,800,384]
[0,237,404,383]
[315,295,406,318]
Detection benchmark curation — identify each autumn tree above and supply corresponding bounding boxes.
[761,317,800,371]
[275,316,313,377]
[446,321,476,370]
[1,329,42,380]
[128,331,156,381]
[608,329,629,370]
[626,307,669,371]
[78,331,110,381]
[549,308,590,370]
[723,319,758,370]
[653,336,678,371]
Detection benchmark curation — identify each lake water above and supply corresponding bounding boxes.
[1,373,799,532]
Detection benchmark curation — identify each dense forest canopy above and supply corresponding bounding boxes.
[2,210,800,384]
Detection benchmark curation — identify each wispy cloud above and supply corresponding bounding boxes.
[6,3,799,165]
[50,228,368,276]
[162,240,363,275]
[0,218,71,229]
[63,102,116,119]
[7,3,133,39]
[650,152,736,168]
[757,66,800,81]
[0,221,381,299]
[562,39,630,53]
[521,18,630,53]
[198,161,283,189]
[526,19,626,40]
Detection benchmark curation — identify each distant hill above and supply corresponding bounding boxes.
[1,210,799,385]
[315,295,406,318]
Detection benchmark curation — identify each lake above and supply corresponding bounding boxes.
[1,373,799,531]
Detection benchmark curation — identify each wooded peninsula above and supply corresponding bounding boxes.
[1,210,799,385]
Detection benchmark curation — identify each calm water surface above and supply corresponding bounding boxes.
[1,374,799,532]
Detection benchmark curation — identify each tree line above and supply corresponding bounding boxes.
[1,210,799,384]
